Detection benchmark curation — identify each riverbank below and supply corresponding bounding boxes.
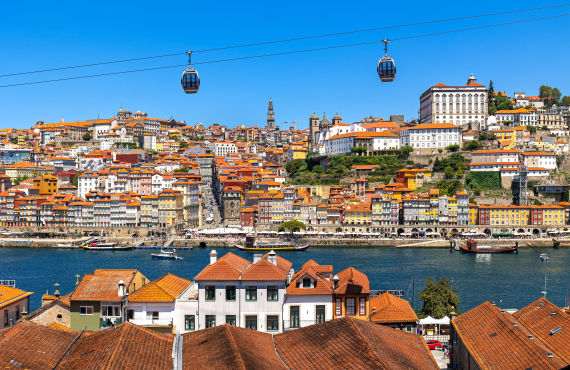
[0,236,566,249]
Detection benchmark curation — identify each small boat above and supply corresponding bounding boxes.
[151,249,182,260]
[234,235,309,252]
[459,239,518,254]
[81,242,133,251]
[539,253,550,261]
[56,243,75,248]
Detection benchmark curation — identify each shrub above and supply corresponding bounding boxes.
[446,144,460,152]
[463,140,481,151]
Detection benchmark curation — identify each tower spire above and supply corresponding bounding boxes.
[267,98,275,129]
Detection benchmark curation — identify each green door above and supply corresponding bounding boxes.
[316,305,325,324]
[290,306,299,328]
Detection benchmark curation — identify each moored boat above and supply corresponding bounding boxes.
[234,235,309,251]
[459,239,518,254]
[81,242,133,250]
[151,249,182,260]
[539,253,550,261]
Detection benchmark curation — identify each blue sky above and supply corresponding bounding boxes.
[1,0,569,130]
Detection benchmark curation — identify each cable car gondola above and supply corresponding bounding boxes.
[377,39,396,82]
[181,51,200,94]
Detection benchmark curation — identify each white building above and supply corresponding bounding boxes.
[126,273,194,333]
[405,122,462,149]
[283,260,334,331]
[208,142,237,157]
[193,250,293,333]
[419,74,488,130]
[523,152,557,170]
[495,108,537,127]
[323,131,400,155]
[78,172,99,198]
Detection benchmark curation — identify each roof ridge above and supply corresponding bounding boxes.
[346,319,386,367]
[222,325,247,369]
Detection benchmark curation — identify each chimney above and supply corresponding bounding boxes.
[267,250,277,266]
[118,280,125,297]
[513,322,518,327]
[54,283,60,298]
[209,250,218,265]
[332,275,340,289]
[550,310,556,317]
[253,253,263,264]
[528,335,533,340]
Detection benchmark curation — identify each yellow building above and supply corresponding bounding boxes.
[3,162,53,183]
[541,205,565,226]
[33,175,58,195]
[343,203,372,225]
[486,205,530,226]
[158,189,184,228]
[395,169,432,191]
[468,204,479,225]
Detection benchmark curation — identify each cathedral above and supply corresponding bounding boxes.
[308,112,344,151]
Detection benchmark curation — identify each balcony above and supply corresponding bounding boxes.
[128,318,173,327]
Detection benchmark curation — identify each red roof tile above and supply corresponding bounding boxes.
[369,293,418,323]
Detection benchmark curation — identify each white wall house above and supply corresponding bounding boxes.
[78,172,99,198]
[126,273,193,333]
[283,260,334,331]
[406,122,462,149]
[523,152,557,170]
[323,132,400,156]
[194,250,293,333]
[495,108,537,127]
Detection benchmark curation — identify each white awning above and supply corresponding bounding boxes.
[419,316,450,325]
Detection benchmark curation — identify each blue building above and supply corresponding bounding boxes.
[0,149,32,165]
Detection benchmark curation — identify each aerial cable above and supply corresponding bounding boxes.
[1,11,569,88]
[0,3,569,78]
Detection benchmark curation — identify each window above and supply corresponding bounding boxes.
[3,310,7,325]
[205,286,215,301]
[245,286,257,301]
[185,315,195,331]
[345,298,356,316]
[359,298,366,315]
[15,305,20,320]
[152,311,159,320]
[316,305,326,324]
[335,298,342,316]
[127,310,134,320]
[267,315,279,331]
[302,277,311,288]
[80,306,94,315]
[267,286,278,301]
[205,315,216,328]
[290,306,300,328]
[102,305,120,317]
[226,286,236,301]
[226,315,236,326]
[245,315,257,330]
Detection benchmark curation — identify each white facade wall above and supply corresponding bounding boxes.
[127,302,175,328]
[408,128,462,149]
[323,136,354,156]
[371,136,400,151]
[78,175,98,198]
[282,295,333,330]
[524,155,557,170]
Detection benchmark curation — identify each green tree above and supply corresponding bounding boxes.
[478,132,489,141]
[13,176,29,186]
[495,95,514,111]
[526,125,537,134]
[419,277,460,319]
[312,165,324,174]
[72,173,80,187]
[350,146,367,155]
[539,85,562,107]
[463,140,481,151]
[444,166,455,179]
[399,145,414,159]
[82,132,92,141]
[285,159,305,176]
[488,80,496,115]
[279,220,306,233]
[541,125,548,130]
[560,96,570,106]
[174,166,190,173]
[445,144,460,152]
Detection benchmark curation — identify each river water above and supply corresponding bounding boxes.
[1,247,568,312]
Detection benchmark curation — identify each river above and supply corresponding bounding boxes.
[1,246,568,312]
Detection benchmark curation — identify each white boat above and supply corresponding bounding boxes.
[151,249,182,260]
[539,253,549,261]
[82,242,133,250]
[56,243,75,248]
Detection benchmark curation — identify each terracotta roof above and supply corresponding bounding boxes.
[0,285,33,309]
[0,322,79,369]
[409,122,460,130]
[286,260,333,295]
[70,269,139,302]
[57,322,173,369]
[327,131,399,140]
[274,318,438,369]
[369,293,418,323]
[128,273,192,303]
[512,298,570,363]
[334,267,370,294]
[194,252,250,281]
[452,301,567,369]
[182,324,286,369]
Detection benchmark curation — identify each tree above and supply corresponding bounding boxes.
[463,140,481,151]
[419,277,460,319]
[539,85,562,107]
[560,96,570,106]
[444,166,455,179]
[445,144,459,152]
[478,132,489,141]
[13,176,29,186]
[174,166,190,173]
[350,146,367,155]
[540,125,548,131]
[526,125,537,134]
[494,95,513,111]
[72,173,80,187]
[312,165,324,174]
[279,220,306,233]
[285,158,305,176]
[488,80,496,115]
[82,132,92,141]
[399,145,414,158]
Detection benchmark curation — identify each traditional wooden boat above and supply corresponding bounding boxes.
[459,239,518,254]
[81,242,133,251]
[234,235,309,252]
[151,249,182,260]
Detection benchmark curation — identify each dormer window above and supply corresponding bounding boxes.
[302,278,311,288]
